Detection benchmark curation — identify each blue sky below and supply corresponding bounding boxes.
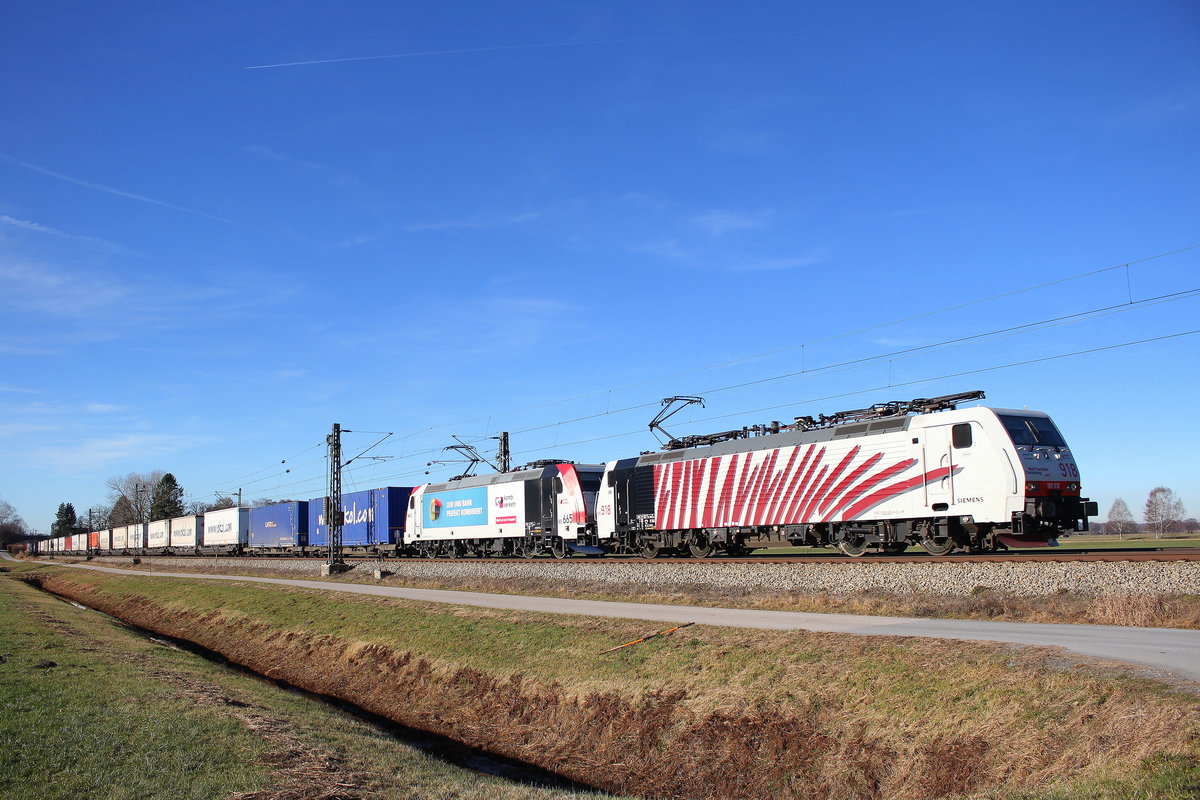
[2,1,1197,533]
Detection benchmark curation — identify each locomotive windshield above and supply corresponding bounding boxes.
[998,414,1067,448]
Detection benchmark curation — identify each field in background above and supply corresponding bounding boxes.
[1052,534,1200,550]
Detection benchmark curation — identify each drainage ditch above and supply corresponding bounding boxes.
[31,580,602,795]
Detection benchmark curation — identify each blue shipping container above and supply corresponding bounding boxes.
[248,502,309,548]
[307,487,411,547]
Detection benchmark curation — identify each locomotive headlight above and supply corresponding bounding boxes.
[1068,483,1078,492]
[1025,482,1038,493]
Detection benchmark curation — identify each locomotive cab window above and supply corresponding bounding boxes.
[999,415,1066,447]
[606,471,615,487]
[409,497,415,509]
[952,423,973,449]
[553,476,564,493]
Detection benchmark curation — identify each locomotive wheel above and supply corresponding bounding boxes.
[423,543,438,559]
[688,541,715,558]
[640,544,662,558]
[837,536,870,557]
[520,542,537,559]
[882,542,909,555]
[919,537,955,556]
[550,538,569,559]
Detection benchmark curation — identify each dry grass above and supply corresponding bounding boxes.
[23,568,1200,800]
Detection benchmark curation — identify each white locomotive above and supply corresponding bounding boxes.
[594,391,1097,556]
[405,461,606,558]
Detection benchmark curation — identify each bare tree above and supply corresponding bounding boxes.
[0,498,29,546]
[1144,487,1186,539]
[83,504,112,531]
[105,471,165,523]
[187,495,236,514]
[1106,498,1137,539]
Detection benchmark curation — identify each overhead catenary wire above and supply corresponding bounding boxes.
[326,242,1198,447]
[201,245,1198,498]
[480,285,1200,441]
[221,442,324,487]
[343,326,1200,489]
[495,327,1200,462]
[247,310,1200,496]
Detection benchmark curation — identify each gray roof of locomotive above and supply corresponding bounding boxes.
[634,414,918,467]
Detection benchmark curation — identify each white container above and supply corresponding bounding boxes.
[147,520,169,548]
[169,515,203,548]
[203,508,249,547]
[111,526,127,549]
[126,524,147,550]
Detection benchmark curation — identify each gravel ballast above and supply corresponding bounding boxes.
[67,555,1200,597]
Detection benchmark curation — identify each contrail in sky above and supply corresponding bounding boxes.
[0,214,128,252]
[0,154,248,229]
[245,34,755,70]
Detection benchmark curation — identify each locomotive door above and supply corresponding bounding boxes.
[922,425,956,509]
[552,474,570,538]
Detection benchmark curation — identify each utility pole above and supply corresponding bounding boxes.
[135,486,149,523]
[497,432,510,472]
[325,423,347,573]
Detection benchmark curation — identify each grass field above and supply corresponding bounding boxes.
[0,564,620,800]
[10,559,1200,800]
[1051,534,1200,550]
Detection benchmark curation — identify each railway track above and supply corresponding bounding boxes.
[85,548,1200,566]
[395,549,1200,565]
